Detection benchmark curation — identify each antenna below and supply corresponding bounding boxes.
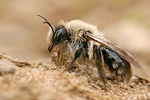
[37,14,54,33]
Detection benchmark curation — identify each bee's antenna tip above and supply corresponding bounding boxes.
[37,14,54,33]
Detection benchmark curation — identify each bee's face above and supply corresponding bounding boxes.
[37,14,69,53]
[48,25,68,53]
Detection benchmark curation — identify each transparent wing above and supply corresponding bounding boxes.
[86,32,145,69]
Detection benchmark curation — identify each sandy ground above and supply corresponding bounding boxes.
[0,54,149,100]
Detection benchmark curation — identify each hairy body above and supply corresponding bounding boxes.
[47,20,132,84]
[37,14,144,87]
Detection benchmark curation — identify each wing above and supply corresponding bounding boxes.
[86,32,145,69]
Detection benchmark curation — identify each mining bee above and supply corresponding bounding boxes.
[37,14,145,88]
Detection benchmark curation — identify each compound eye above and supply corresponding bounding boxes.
[54,26,68,44]
[56,27,66,38]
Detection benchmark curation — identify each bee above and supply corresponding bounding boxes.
[37,14,145,87]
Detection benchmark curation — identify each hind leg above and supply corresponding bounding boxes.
[93,45,107,87]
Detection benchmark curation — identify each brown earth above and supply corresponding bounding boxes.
[0,54,150,100]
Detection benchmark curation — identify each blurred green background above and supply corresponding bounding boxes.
[0,0,150,76]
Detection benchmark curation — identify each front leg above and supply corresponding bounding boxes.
[57,41,68,66]
[67,48,83,70]
[57,48,61,66]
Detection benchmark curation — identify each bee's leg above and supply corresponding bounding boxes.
[67,48,83,70]
[57,41,68,66]
[57,48,62,67]
[60,41,68,65]
[105,60,117,81]
[62,40,68,54]
[94,45,107,87]
[100,46,104,68]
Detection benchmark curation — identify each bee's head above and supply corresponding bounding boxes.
[37,14,68,53]
[48,25,68,52]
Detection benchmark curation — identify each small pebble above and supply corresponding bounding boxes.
[0,59,16,74]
